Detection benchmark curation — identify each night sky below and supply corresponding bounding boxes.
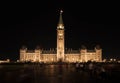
[0,1,120,61]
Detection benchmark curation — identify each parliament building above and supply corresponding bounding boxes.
[20,10,102,63]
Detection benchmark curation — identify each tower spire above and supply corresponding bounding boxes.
[57,10,64,29]
[57,10,65,62]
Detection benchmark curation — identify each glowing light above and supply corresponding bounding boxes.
[60,10,63,13]
[59,33,63,36]
[113,59,116,61]
[59,25,64,29]
[110,58,113,61]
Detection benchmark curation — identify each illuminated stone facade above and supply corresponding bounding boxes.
[20,10,102,63]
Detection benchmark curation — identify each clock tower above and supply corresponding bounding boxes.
[57,10,65,62]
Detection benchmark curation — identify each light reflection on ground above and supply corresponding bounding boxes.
[0,63,120,83]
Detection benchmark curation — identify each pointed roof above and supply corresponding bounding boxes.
[58,10,64,25]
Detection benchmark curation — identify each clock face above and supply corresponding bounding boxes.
[58,24,64,29]
[60,25,62,28]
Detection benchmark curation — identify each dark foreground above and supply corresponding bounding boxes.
[0,62,120,83]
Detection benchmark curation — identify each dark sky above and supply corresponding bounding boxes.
[0,1,120,60]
